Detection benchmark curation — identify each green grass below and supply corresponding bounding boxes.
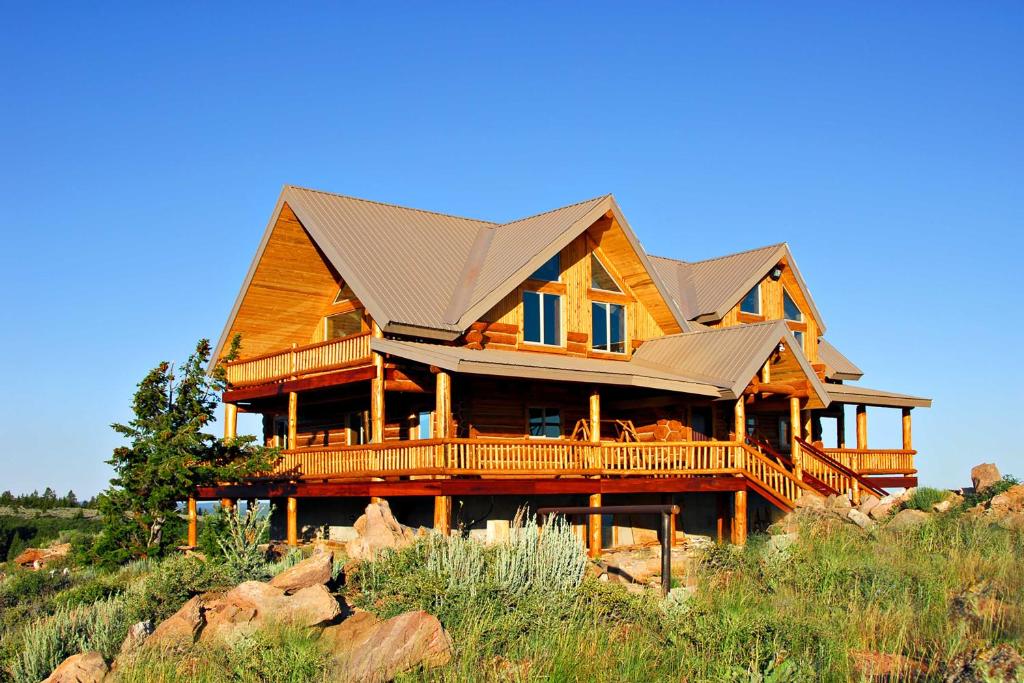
[903,486,949,512]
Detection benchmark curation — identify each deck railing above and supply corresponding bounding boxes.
[823,448,916,475]
[224,332,372,386]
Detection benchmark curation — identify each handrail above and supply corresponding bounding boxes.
[822,447,917,475]
[224,331,372,366]
[746,435,836,496]
[798,438,886,498]
[224,333,373,387]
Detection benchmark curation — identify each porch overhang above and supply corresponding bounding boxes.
[825,383,932,409]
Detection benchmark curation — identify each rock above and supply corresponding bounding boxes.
[345,501,415,561]
[43,651,108,683]
[869,494,901,521]
[147,595,205,649]
[989,485,1024,513]
[997,512,1024,531]
[850,650,927,681]
[795,492,826,509]
[200,581,341,643]
[269,551,334,594]
[857,494,880,517]
[13,542,71,570]
[321,610,452,683]
[933,500,953,513]
[943,643,1023,682]
[847,509,875,530]
[828,494,852,511]
[971,463,1001,492]
[887,509,930,531]
[117,620,153,659]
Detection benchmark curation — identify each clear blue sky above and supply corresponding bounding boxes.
[1,3,1021,496]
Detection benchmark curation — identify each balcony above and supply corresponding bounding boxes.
[823,448,917,476]
[224,332,372,387]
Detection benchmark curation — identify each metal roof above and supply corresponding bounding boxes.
[372,338,722,397]
[632,321,831,405]
[818,339,864,380]
[825,383,931,409]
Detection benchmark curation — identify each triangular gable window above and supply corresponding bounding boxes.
[333,281,357,305]
[590,253,622,292]
[783,288,803,322]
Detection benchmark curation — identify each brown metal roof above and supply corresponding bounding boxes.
[372,338,722,397]
[825,383,931,409]
[632,321,831,405]
[818,339,864,381]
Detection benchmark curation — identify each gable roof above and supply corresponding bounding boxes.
[215,187,692,361]
[372,338,722,397]
[632,320,831,405]
[818,339,864,381]
[650,243,826,332]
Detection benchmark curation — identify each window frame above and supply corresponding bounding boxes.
[740,282,762,315]
[792,329,805,351]
[527,407,562,439]
[782,287,803,322]
[590,253,623,293]
[323,309,365,340]
[522,289,564,347]
[591,300,628,354]
[530,254,561,282]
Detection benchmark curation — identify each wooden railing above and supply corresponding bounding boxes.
[268,438,810,510]
[225,333,372,386]
[823,448,917,475]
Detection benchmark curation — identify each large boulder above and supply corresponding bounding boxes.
[321,610,452,683]
[345,501,415,561]
[971,463,1001,492]
[856,494,880,517]
[869,494,902,521]
[200,581,341,643]
[887,508,930,531]
[847,509,875,531]
[43,651,108,683]
[13,542,71,570]
[270,550,334,594]
[147,595,205,649]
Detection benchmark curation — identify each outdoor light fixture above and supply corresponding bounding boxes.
[778,342,786,353]
[770,265,784,281]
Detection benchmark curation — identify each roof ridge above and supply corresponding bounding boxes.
[689,242,786,266]
[498,194,610,228]
[285,184,498,226]
[649,320,786,341]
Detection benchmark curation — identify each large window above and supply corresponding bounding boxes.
[792,330,804,350]
[333,282,357,305]
[783,289,803,321]
[528,407,561,438]
[417,411,432,440]
[590,254,621,292]
[531,254,560,282]
[592,301,626,353]
[523,290,562,345]
[324,310,363,339]
[740,283,761,315]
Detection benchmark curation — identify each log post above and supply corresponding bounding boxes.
[734,398,746,441]
[588,493,602,558]
[836,408,846,448]
[802,409,813,441]
[187,497,198,547]
[433,495,451,536]
[589,387,601,443]
[789,396,802,481]
[286,497,298,546]
[732,489,747,545]
[856,405,868,450]
[287,391,298,450]
[433,369,452,531]
[371,321,385,444]
[902,408,912,451]
[224,402,238,441]
[715,494,725,542]
[220,498,235,511]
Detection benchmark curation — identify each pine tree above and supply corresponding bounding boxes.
[95,336,276,563]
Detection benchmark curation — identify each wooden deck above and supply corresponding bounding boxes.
[224,332,372,386]
[824,448,916,475]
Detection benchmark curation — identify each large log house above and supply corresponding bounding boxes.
[191,186,930,553]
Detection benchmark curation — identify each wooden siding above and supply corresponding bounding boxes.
[223,204,342,360]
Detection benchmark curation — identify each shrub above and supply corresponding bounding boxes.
[132,555,235,623]
[963,474,1020,508]
[215,503,272,582]
[491,512,587,594]
[904,487,949,511]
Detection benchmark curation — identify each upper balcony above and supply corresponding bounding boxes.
[224,332,372,387]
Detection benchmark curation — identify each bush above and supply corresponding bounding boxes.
[904,487,948,511]
[963,475,1020,508]
[132,555,235,623]
[215,503,272,582]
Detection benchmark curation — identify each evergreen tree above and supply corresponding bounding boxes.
[95,336,276,564]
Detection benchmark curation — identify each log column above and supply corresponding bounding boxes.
[433,369,452,534]
[287,391,298,450]
[732,489,747,545]
[286,497,298,546]
[588,493,602,558]
[371,321,385,444]
[789,397,802,480]
[187,497,198,547]
[589,388,601,442]
[902,408,912,451]
[734,398,746,441]
[224,403,238,441]
[220,498,235,511]
[856,405,868,450]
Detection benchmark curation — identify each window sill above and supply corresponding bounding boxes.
[518,342,568,355]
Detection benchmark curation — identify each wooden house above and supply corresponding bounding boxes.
[191,186,930,552]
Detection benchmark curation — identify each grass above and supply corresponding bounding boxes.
[903,486,949,511]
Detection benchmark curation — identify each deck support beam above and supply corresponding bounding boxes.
[902,408,912,451]
[856,405,868,450]
[588,493,602,558]
[220,498,235,511]
[224,403,238,441]
[433,370,452,533]
[734,398,746,441]
[370,322,385,444]
[287,391,298,450]
[732,489,747,545]
[589,388,601,442]
[433,495,451,536]
[286,497,298,546]
[789,396,802,481]
[187,497,198,547]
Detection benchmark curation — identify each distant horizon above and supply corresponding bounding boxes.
[2,3,1021,495]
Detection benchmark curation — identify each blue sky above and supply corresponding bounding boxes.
[1,3,1021,495]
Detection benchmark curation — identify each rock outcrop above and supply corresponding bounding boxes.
[345,501,416,561]
[320,610,453,683]
[887,508,930,531]
[970,463,1001,492]
[42,651,108,683]
[13,542,71,570]
[269,550,335,593]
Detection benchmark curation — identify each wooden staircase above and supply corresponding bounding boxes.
[797,438,887,500]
